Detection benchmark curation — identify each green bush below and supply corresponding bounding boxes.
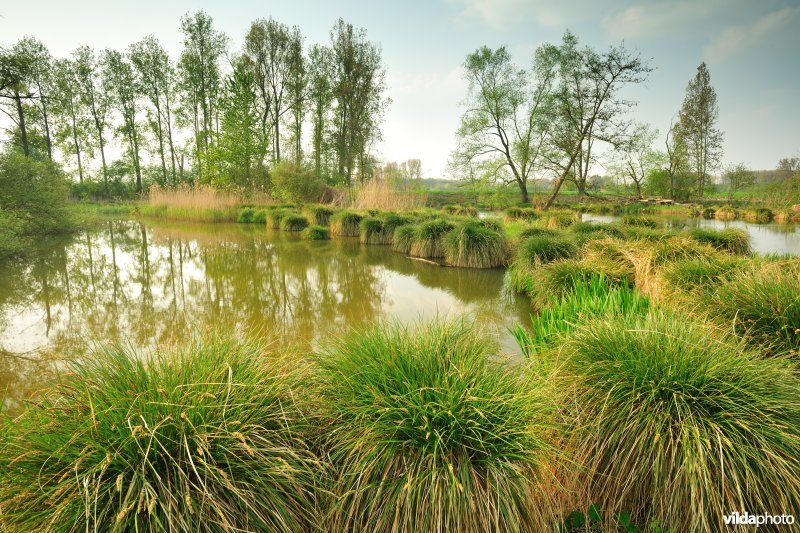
[0,209,24,259]
[0,334,321,531]
[410,219,454,258]
[330,210,363,237]
[303,225,330,240]
[267,209,289,229]
[317,320,556,531]
[687,228,751,255]
[280,213,310,232]
[560,311,800,531]
[443,220,507,268]
[270,161,323,203]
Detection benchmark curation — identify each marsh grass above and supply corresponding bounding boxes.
[304,205,335,226]
[515,236,578,268]
[538,210,578,229]
[443,220,507,268]
[560,311,800,531]
[620,215,658,229]
[316,320,558,532]
[687,227,751,255]
[280,213,310,231]
[353,179,426,211]
[146,184,244,222]
[392,224,417,254]
[410,218,455,258]
[0,334,321,532]
[303,225,331,240]
[443,204,478,216]
[268,209,289,229]
[330,210,363,237]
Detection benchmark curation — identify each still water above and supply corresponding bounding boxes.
[0,219,530,409]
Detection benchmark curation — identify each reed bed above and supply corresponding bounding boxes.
[352,179,427,211]
[330,210,363,237]
[146,184,244,222]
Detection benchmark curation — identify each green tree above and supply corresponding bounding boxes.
[677,62,723,198]
[612,122,664,199]
[74,46,112,193]
[13,38,55,160]
[723,163,755,200]
[308,44,335,180]
[51,58,93,182]
[0,46,34,157]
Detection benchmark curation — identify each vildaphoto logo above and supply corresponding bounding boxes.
[723,512,795,527]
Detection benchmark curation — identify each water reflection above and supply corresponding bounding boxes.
[0,220,530,409]
[581,213,800,255]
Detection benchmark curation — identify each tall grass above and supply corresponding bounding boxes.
[514,236,578,268]
[330,210,363,237]
[304,204,335,226]
[687,227,751,255]
[0,334,321,531]
[620,215,658,229]
[145,184,244,222]
[409,218,454,258]
[392,224,417,254]
[303,225,331,240]
[316,320,557,531]
[280,213,310,231]
[560,310,800,531]
[352,179,426,211]
[443,220,507,268]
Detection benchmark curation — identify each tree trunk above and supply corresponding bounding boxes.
[518,181,529,204]
[14,90,29,157]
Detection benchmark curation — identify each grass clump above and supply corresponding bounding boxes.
[559,311,800,531]
[516,226,560,240]
[443,220,507,268]
[268,208,289,229]
[409,218,455,258]
[359,217,387,244]
[504,206,539,223]
[538,210,577,229]
[687,227,751,255]
[330,210,363,237]
[316,320,556,532]
[304,204,335,226]
[443,204,478,217]
[303,225,331,240]
[252,209,267,224]
[237,207,255,223]
[280,213,310,231]
[660,255,746,295]
[392,224,417,254]
[0,334,321,531]
[620,215,658,229]
[515,235,578,268]
[706,265,800,355]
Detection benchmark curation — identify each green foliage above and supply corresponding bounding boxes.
[237,207,255,223]
[443,220,507,268]
[442,204,478,216]
[409,218,454,258]
[252,209,267,224]
[561,310,800,531]
[504,206,539,222]
[687,228,750,254]
[0,334,321,531]
[514,235,578,268]
[267,209,289,229]
[329,210,363,237]
[516,226,561,239]
[620,215,658,229]
[538,211,578,229]
[661,256,745,295]
[316,320,556,531]
[359,216,387,244]
[270,161,323,203]
[280,213,310,231]
[392,224,417,254]
[0,209,24,259]
[304,204,335,226]
[302,225,330,240]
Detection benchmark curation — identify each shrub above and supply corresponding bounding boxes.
[0,334,321,531]
[270,161,323,203]
[305,204,335,226]
[330,210,363,237]
[237,207,255,223]
[559,311,800,531]
[280,213,310,232]
[316,320,556,531]
[252,209,267,224]
[0,209,24,259]
[620,215,658,229]
[409,219,455,258]
[392,224,417,254]
[706,265,800,355]
[443,220,507,268]
[303,225,331,240]
[687,228,751,255]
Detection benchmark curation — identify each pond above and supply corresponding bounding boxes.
[581,213,800,255]
[0,219,530,409]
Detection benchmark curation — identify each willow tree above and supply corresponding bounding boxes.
[677,62,723,198]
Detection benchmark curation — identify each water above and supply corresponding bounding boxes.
[0,219,530,409]
[581,213,800,255]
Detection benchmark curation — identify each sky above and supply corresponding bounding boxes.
[2,0,799,179]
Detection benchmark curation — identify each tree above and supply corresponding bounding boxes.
[612,122,663,199]
[0,46,34,157]
[453,45,554,204]
[723,163,755,200]
[178,10,227,180]
[74,46,112,193]
[129,36,179,185]
[330,19,388,186]
[102,50,144,192]
[51,58,92,181]
[542,32,651,208]
[677,62,723,198]
[13,38,54,160]
[308,44,335,179]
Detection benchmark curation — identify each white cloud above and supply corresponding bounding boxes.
[602,1,723,40]
[447,0,578,30]
[703,5,800,62]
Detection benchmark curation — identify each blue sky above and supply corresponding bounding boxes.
[2,0,798,178]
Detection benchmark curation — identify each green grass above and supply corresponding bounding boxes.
[409,219,454,258]
[280,213,310,231]
[687,228,751,255]
[304,204,335,226]
[538,211,578,229]
[330,210,363,237]
[359,217,388,245]
[140,205,239,223]
[515,226,561,240]
[268,208,289,229]
[303,225,331,240]
[660,255,746,295]
[237,207,256,223]
[392,224,417,254]
[316,320,556,531]
[252,209,267,224]
[504,207,539,223]
[559,310,800,531]
[443,220,507,268]
[620,215,658,229]
[514,236,578,268]
[0,334,321,531]
[705,264,800,355]
[443,204,478,216]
